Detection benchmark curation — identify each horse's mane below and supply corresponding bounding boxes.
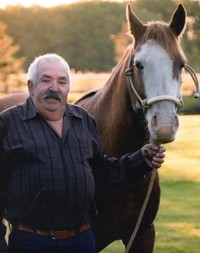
[111,46,132,73]
[142,22,187,63]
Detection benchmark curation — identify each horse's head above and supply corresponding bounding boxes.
[126,4,199,144]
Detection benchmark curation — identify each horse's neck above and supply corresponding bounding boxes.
[95,61,148,155]
[97,65,129,118]
[99,50,131,108]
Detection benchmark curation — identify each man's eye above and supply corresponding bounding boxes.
[58,80,67,85]
[42,79,50,83]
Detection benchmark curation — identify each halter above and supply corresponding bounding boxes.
[125,53,200,112]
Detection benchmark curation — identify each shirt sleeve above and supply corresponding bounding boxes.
[92,148,152,188]
[0,118,8,246]
[87,113,152,188]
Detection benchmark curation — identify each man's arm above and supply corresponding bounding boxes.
[92,144,166,187]
[0,119,8,252]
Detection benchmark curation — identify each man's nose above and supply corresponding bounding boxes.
[50,81,59,90]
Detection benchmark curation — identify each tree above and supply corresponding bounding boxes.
[0,22,24,93]
[111,23,132,64]
[0,1,200,72]
[177,0,200,70]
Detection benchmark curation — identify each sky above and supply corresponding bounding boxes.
[0,0,124,9]
[0,0,81,9]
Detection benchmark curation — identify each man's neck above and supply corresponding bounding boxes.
[39,110,64,121]
[46,118,63,138]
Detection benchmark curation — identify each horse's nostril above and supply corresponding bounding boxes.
[151,115,157,127]
[175,115,179,128]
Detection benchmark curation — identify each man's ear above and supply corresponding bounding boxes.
[28,80,34,96]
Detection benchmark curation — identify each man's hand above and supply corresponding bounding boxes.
[141,144,166,169]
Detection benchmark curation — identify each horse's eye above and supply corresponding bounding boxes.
[179,63,185,70]
[135,61,144,70]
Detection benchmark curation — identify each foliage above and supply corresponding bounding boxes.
[0,0,200,72]
[0,22,24,93]
[177,0,200,70]
[181,96,200,115]
[0,2,126,72]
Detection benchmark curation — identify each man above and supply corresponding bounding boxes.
[0,53,166,253]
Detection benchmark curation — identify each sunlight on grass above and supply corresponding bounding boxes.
[161,115,200,182]
[154,115,200,252]
[71,71,109,92]
[68,92,85,102]
[101,241,124,253]
[166,223,200,238]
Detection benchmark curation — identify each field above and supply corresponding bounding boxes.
[101,115,200,253]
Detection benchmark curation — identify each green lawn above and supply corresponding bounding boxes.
[101,115,200,253]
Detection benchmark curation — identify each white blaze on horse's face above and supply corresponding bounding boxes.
[135,40,180,144]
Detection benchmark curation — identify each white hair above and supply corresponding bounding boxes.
[27,53,71,85]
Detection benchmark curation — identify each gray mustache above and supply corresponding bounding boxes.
[43,91,62,101]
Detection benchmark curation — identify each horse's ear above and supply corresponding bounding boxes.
[126,4,146,37]
[169,4,186,37]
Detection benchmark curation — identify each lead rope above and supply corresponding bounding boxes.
[125,153,158,253]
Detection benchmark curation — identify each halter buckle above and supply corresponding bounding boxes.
[125,68,133,77]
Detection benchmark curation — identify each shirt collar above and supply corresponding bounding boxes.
[22,97,83,120]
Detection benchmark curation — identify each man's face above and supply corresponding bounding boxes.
[28,59,70,114]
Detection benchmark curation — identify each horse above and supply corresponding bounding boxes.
[0,3,199,253]
[75,3,199,253]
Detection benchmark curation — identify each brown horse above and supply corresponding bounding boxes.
[0,4,199,253]
[75,3,199,253]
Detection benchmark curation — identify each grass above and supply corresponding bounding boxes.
[101,115,200,252]
[155,182,200,253]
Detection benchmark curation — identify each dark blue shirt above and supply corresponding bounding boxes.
[0,98,152,239]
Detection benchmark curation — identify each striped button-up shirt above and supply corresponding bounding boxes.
[0,97,151,239]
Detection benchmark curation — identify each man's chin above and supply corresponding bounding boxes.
[44,100,66,111]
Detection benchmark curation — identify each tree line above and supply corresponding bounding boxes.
[0,0,200,75]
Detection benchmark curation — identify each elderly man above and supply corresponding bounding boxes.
[0,53,165,253]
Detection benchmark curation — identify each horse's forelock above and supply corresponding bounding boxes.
[141,22,187,63]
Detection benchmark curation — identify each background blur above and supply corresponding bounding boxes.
[1,1,200,252]
[0,0,200,114]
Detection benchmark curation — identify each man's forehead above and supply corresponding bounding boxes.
[38,59,65,68]
[37,60,66,74]
[41,73,67,80]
